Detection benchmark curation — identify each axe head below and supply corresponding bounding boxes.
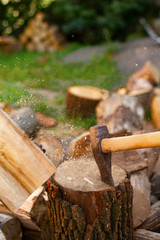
[90,125,114,186]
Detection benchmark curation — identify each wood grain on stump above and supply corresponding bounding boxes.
[66,86,103,117]
[47,158,133,239]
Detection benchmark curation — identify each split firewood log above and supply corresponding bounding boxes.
[127,78,153,91]
[112,150,150,228]
[0,186,50,240]
[10,107,40,137]
[96,93,144,127]
[34,136,64,167]
[137,208,160,232]
[35,113,57,128]
[127,61,160,91]
[0,102,12,114]
[128,88,153,111]
[134,229,160,240]
[100,106,143,136]
[47,158,133,239]
[65,132,93,160]
[0,108,56,211]
[0,214,22,240]
[151,95,160,129]
[66,86,105,117]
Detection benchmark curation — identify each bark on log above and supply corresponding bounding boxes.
[10,107,40,137]
[47,158,133,240]
[0,214,22,240]
[0,109,56,211]
[66,86,104,117]
[96,93,144,127]
[134,229,160,240]
[35,113,57,128]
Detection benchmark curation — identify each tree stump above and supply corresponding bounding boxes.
[47,158,133,240]
[66,86,103,117]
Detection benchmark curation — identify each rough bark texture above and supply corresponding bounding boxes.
[134,229,160,240]
[66,86,103,117]
[46,158,133,240]
[10,107,40,137]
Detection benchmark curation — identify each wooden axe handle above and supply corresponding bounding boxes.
[101,131,160,153]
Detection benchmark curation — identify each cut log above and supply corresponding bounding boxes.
[151,95,160,129]
[0,36,21,54]
[96,93,144,126]
[101,106,143,136]
[131,170,151,228]
[127,61,160,91]
[47,158,133,239]
[65,132,93,160]
[0,109,56,211]
[0,213,22,240]
[35,113,57,128]
[134,229,160,240]
[137,209,160,231]
[128,88,153,111]
[34,136,64,167]
[112,150,150,227]
[10,107,40,137]
[127,78,153,91]
[66,86,103,117]
[0,186,50,239]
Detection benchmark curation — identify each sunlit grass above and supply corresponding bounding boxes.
[0,43,122,128]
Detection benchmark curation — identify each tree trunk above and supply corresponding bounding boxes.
[47,158,133,240]
[66,86,103,117]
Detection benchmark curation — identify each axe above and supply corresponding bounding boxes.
[90,125,160,187]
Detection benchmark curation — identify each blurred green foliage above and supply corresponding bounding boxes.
[0,0,156,43]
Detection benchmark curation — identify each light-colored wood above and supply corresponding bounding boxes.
[101,131,160,153]
[0,109,56,211]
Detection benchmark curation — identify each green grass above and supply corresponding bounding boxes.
[0,43,122,129]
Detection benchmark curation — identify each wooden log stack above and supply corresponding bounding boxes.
[19,12,65,52]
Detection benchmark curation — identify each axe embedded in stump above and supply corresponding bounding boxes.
[47,125,133,239]
[0,109,56,211]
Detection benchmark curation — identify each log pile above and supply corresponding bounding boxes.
[19,12,65,52]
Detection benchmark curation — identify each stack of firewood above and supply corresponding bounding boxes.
[19,12,65,52]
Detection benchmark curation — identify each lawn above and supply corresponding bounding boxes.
[0,43,122,129]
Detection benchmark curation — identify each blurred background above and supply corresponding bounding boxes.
[0,0,159,45]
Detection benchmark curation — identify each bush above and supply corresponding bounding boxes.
[0,0,154,44]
